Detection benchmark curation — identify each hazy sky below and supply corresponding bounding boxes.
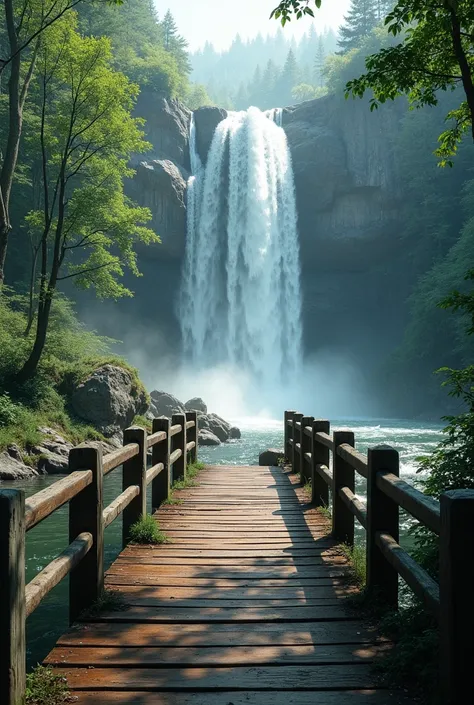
[154,1,351,51]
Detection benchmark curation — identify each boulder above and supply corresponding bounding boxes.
[207,413,231,442]
[70,364,148,437]
[0,452,38,480]
[229,426,241,440]
[194,106,228,165]
[149,390,185,419]
[259,448,285,467]
[198,429,221,446]
[185,397,208,414]
[35,449,69,474]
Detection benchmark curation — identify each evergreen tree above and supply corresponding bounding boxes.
[374,0,393,22]
[161,9,190,75]
[261,59,280,109]
[313,35,326,88]
[277,48,299,106]
[338,0,377,54]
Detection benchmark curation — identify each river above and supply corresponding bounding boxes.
[1,416,443,668]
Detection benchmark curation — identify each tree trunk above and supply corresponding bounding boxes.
[14,291,53,384]
[447,2,474,141]
[0,221,10,288]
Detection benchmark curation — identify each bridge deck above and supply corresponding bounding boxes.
[45,465,412,703]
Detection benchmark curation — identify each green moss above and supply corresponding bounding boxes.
[25,665,70,705]
[162,497,183,506]
[133,414,152,431]
[129,514,168,544]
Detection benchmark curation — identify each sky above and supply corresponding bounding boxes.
[154,0,351,52]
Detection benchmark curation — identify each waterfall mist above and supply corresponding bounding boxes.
[180,107,303,414]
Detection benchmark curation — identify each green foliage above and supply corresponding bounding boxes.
[338,0,378,55]
[129,514,168,544]
[339,542,366,587]
[317,503,332,521]
[81,588,129,618]
[25,665,70,705]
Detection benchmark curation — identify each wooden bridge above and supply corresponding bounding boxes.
[1,411,474,704]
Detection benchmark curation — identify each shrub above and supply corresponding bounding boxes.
[25,665,70,705]
[129,514,168,544]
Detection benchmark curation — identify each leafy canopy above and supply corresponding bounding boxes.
[271,0,474,164]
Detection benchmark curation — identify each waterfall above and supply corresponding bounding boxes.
[180,107,302,397]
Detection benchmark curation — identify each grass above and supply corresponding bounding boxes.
[338,541,366,588]
[81,588,129,618]
[165,461,206,499]
[25,665,71,705]
[129,513,169,544]
[317,503,332,521]
[133,414,152,432]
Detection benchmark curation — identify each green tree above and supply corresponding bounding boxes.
[313,35,326,87]
[161,9,190,77]
[185,83,213,110]
[271,0,474,164]
[277,48,299,105]
[292,82,317,102]
[0,0,119,288]
[15,15,157,384]
[338,0,377,54]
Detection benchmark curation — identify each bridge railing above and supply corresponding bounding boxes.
[0,411,198,705]
[285,409,474,705]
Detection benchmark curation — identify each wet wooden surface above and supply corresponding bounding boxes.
[45,465,413,703]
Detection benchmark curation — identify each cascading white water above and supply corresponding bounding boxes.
[180,106,302,396]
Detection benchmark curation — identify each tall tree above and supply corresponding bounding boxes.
[338,0,377,54]
[15,15,156,383]
[161,8,190,75]
[277,48,299,105]
[313,35,326,87]
[0,0,120,288]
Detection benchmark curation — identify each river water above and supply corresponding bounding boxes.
[2,416,442,668]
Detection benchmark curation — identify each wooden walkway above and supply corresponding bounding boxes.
[45,465,412,704]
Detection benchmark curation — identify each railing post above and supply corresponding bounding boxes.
[311,419,330,507]
[186,411,198,464]
[284,410,295,462]
[332,430,355,545]
[172,413,187,483]
[122,426,147,548]
[69,443,104,623]
[151,417,171,512]
[292,412,303,476]
[300,415,314,485]
[366,444,399,607]
[439,490,474,705]
[0,490,25,705]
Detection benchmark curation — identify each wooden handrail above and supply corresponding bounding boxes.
[103,443,139,475]
[0,410,197,705]
[284,407,474,703]
[146,430,167,449]
[376,471,440,535]
[103,486,140,529]
[25,532,93,618]
[25,471,92,531]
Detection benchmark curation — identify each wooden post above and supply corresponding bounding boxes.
[292,412,303,476]
[439,490,474,705]
[151,417,171,512]
[284,410,296,462]
[311,419,330,507]
[332,430,355,545]
[366,444,399,607]
[69,443,104,623]
[122,426,147,548]
[0,490,25,705]
[186,411,198,464]
[300,416,314,485]
[172,413,187,484]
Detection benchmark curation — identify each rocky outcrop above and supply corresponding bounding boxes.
[149,390,185,418]
[185,397,207,414]
[71,365,148,437]
[0,451,38,480]
[198,429,221,446]
[259,449,284,466]
[148,390,240,445]
[133,92,191,169]
[194,106,228,164]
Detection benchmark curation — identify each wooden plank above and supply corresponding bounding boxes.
[53,665,379,691]
[103,486,140,529]
[66,691,412,705]
[106,564,348,576]
[81,604,352,622]
[114,557,341,567]
[103,444,139,475]
[105,575,348,588]
[58,621,376,647]
[46,642,390,667]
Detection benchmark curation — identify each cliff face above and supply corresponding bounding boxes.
[116,91,408,379]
